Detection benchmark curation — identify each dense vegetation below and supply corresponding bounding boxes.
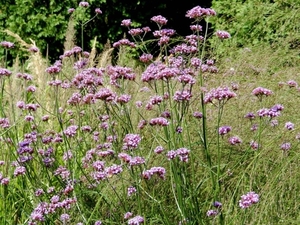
[0,1,300,225]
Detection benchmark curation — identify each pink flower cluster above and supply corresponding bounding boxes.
[204,87,236,104]
[166,148,190,162]
[239,191,259,208]
[151,15,168,26]
[186,6,216,19]
[142,167,166,180]
[122,134,142,150]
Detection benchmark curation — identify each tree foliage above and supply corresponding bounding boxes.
[0,0,212,62]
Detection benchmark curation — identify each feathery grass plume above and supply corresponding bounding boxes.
[64,15,76,51]
[96,40,114,68]
[88,37,97,67]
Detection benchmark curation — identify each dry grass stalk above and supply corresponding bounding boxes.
[64,15,76,51]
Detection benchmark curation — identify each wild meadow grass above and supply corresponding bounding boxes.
[1,3,300,225]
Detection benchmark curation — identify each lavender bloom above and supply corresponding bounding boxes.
[219,126,232,135]
[122,134,141,150]
[285,122,294,130]
[216,30,231,39]
[94,221,102,225]
[0,41,14,48]
[128,215,144,225]
[239,191,259,208]
[151,15,168,25]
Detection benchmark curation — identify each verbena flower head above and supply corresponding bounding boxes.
[204,87,236,104]
[252,87,273,97]
[128,215,144,225]
[0,68,12,77]
[206,209,218,217]
[285,122,295,130]
[95,8,102,14]
[151,15,168,26]
[216,30,231,39]
[281,142,291,151]
[0,41,14,48]
[239,191,259,208]
[287,80,298,88]
[219,126,232,135]
[186,6,216,20]
[122,134,141,150]
[79,1,89,7]
[228,136,242,145]
[149,117,169,126]
[68,8,75,13]
[121,19,132,27]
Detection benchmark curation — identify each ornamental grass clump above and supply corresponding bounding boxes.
[1,2,300,225]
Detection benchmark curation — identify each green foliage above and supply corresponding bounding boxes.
[211,0,300,49]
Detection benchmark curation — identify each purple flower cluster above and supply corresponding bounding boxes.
[151,15,168,26]
[204,87,236,104]
[113,39,136,48]
[186,6,216,20]
[0,41,14,48]
[218,126,232,135]
[142,167,166,180]
[122,134,142,150]
[239,191,259,208]
[128,215,144,225]
[0,68,12,76]
[252,87,273,97]
[257,104,284,118]
[228,136,242,145]
[216,30,231,39]
[166,148,190,162]
[149,117,169,126]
